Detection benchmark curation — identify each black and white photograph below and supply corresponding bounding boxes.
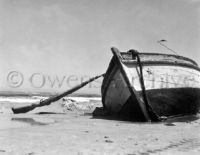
[0,0,200,154]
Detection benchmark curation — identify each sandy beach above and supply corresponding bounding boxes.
[0,97,200,155]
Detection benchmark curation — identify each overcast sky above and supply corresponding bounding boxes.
[0,0,199,94]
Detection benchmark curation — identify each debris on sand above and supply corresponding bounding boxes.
[59,97,102,113]
[60,98,78,111]
[105,139,114,143]
[0,105,13,114]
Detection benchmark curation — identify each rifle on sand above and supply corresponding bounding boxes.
[12,73,105,114]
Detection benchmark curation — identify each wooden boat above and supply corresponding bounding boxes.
[101,47,200,121]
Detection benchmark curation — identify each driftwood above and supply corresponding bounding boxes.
[12,73,104,114]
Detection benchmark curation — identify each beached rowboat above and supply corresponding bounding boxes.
[101,47,200,121]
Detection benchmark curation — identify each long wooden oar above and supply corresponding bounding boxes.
[12,73,105,114]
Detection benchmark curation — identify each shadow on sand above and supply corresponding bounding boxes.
[92,107,200,124]
[11,117,48,126]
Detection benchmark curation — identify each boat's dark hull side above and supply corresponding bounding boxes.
[119,96,147,121]
[146,87,200,117]
[119,87,200,121]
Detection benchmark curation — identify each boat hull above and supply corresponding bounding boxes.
[101,48,200,121]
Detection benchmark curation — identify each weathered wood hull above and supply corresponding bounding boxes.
[101,48,200,121]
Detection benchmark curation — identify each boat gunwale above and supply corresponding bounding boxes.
[121,52,198,66]
[122,60,200,72]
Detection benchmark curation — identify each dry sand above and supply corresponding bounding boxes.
[0,99,200,155]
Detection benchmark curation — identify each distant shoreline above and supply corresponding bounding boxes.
[0,91,101,98]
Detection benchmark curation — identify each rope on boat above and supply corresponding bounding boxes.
[129,50,162,121]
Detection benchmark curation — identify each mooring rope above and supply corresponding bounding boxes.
[129,49,162,121]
